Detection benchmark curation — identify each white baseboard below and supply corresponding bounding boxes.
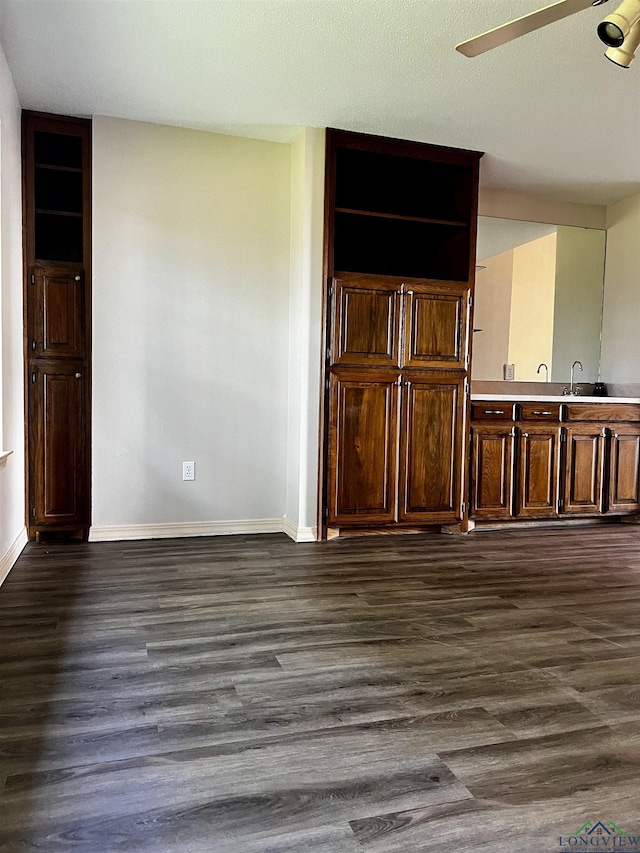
[89,517,285,542]
[283,516,318,543]
[0,527,28,587]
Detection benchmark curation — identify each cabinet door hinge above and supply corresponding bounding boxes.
[31,372,36,384]
[32,507,36,517]
[558,498,564,510]
[461,501,466,515]
[468,294,473,308]
[30,273,35,285]
[323,506,329,519]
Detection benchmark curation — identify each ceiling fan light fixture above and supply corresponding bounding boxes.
[605,18,640,63]
[597,0,640,46]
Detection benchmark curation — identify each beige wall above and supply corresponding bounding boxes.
[472,250,513,380]
[0,42,27,581]
[478,188,606,230]
[91,117,292,536]
[508,232,557,381]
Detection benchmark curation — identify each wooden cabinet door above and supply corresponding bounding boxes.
[327,371,399,524]
[29,364,86,526]
[517,427,561,517]
[32,267,85,359]
[399,374,464,522]
[608,425,640,513]
[563,425,606,515]
[402,281,469,370]
[470,426,515,519]
[330,274,401,367]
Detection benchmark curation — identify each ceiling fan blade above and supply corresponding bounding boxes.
[456,0,604,57]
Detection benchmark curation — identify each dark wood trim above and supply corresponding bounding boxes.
[325,127,484,165]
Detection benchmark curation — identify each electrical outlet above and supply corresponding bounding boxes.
[182,461,195,481]
[503,363,515,381]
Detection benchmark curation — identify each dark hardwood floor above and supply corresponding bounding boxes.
[2,525,640,851]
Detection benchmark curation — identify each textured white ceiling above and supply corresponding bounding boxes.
[1,0,639,205]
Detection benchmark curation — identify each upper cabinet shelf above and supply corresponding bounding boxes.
[334,145,476,226]
[26,123,89,263]
[34,131,83,169]
[326,130,483,284]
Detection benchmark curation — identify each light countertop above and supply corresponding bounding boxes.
[470,394,640,404]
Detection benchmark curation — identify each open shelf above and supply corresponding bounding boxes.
[35,212,83,262]
[335,146,474,225]
[34,131,83,169]
[334,210,471,282]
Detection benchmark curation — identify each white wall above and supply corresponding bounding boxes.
[285,128,324,542]
[552,225,606,384]
[91,117,292,538]
[0,42,27,582]
[600,194,640,387]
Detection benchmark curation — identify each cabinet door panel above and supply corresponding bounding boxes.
[563,426,605,515]
[403,282,469,369]
[30,365,85,525]
[608,426,640,513]
[517,428,560,517]
[399,375,464,522]
[328,372,399,523]
[331,275,401,367]
[470,427,515,519]
[33,267,85,359]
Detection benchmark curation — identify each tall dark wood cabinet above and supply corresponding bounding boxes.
[321,130,482,535]
[23,112,91,540]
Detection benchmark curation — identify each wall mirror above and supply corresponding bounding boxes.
[472,217,607,384]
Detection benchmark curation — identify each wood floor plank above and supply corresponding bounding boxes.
[2,525,640,850]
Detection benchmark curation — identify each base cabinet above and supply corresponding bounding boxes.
[517,427,561,517]
[470,427,515,519]
[608,425,640,513]
[399,375,464,522]
[470,402,640,522]
[328,371,466,526]
[563,425,606,515]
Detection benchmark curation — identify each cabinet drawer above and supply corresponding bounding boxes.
[518,403,562,422]
[471,402,516,421]
[565,403,640,422]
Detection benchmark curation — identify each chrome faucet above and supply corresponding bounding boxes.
[537,363,549,382]
[563,360,583,396]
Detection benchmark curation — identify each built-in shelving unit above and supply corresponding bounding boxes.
[321,129,483,537]
[23,112,92,540]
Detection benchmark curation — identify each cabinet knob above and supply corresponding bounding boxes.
[74,372,82,379]
[74,275,81,281]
